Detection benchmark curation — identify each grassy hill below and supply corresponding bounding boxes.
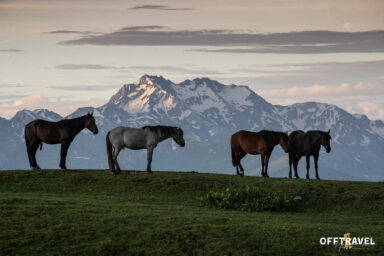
[0,170,383,256]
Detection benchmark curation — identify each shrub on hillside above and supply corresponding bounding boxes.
[200,185,295,212]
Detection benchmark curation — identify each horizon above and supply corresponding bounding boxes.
[1,0,383,120]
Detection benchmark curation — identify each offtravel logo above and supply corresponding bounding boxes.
[320,233,375,250]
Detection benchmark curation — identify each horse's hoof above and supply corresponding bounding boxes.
[306,176,310,180]
[32,167,40,170]
[147,170,152,174]
[295,176,300,179]
[316,177,320,180]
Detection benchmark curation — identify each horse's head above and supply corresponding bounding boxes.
[84,112,99,135]
[321,129,332,153]
[172,127,185,147]
[279,131,289,153]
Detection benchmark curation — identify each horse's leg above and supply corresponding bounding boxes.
[260,154,265,177]
[235,161,240,176]
[238,162,245,176]
[238,150,246,176]
[59,141,70,170]
[233,150,240,175]
[112,146,122,174]
[25,137,34,169]
[146,147,154,173]
[264,154,270,178]
[293,155,301,179]
[288,153,293,179]
[314,154,320,180]
[305,154,311,180]
[30,140,41,170]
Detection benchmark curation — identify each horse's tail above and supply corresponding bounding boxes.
[230,135,238,167]
[231,146,237,167]
[106,132,115,171]
[25,121,43,150]
[24,123,31,150]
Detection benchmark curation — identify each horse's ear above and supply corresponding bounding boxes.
[328,129,330,134]
[286,131,288,135]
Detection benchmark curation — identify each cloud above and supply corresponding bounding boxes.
[0,49,23,53]
[124,65,223,75]
[343,22,352,30]
[0,94,106,119]
[55,64,119,70]
[232,60,384,87]
[119,25,166,31]
[357,101,384,120]
[128,5,192,11]
[48,85,116,91]
[54,63,223,75]
[189,38,384,54]
[59,28,384,54]
[44,30,95,35]
[260,82,384,99]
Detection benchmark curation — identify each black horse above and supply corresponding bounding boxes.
[24,113,98,170]
[288,130,332,180]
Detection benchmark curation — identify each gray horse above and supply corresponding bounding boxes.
[106,125,185,174]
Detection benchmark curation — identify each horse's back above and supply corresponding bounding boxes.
[231,130,265,155]
[109,126,149,149]
[289,130,320,155]
[289,130,304,139]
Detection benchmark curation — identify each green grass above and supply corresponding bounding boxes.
[0,170,383,256]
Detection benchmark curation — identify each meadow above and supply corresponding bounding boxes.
[0,170,383,256]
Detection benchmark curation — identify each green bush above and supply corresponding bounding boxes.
[200,185,295,212]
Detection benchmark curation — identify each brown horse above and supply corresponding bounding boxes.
[231,130,289,177]
[24,113,98,170]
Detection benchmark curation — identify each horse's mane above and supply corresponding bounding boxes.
[307,130,331,139]
[259,130,284,144]
[141,125,176,136]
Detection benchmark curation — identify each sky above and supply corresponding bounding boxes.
[1,0,384,120]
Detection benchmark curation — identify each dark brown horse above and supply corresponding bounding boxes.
[231,130,289,177]
[288,130,332,180]
[24,113,98,170]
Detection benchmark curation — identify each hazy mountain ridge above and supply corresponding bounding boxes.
[1,75,383,181]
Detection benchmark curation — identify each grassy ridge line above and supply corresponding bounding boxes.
[0,170,383,256]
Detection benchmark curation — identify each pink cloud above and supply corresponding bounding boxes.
[0,94,106,119]
[260,82,384,99]
[357,101,384,120]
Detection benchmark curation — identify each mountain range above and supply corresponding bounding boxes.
[1,75,384,181]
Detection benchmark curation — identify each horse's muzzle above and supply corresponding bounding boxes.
[326,147,331,153]
[93,129,99,135]
[179,140,185,147]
